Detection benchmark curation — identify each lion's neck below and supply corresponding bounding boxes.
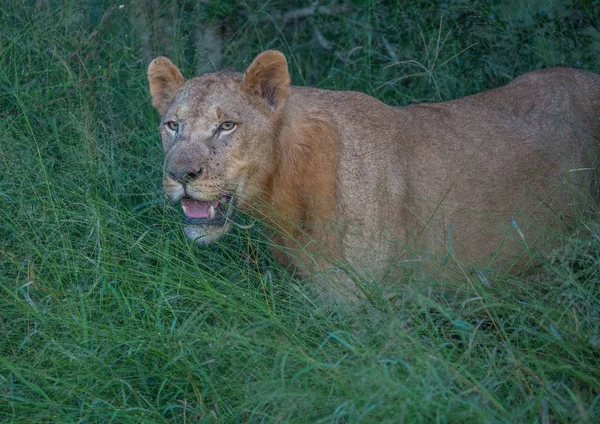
[259,111,341,254]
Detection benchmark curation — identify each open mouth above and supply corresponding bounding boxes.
[181,194,233,227]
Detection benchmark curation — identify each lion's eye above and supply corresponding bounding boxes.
[166,121,179,132]
[220,121,236,131]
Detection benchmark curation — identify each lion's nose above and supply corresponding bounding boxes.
[168,168,204,184]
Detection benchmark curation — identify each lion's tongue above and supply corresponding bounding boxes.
[181,198,218,219]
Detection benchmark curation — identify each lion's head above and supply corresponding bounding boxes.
[147,51,290,244]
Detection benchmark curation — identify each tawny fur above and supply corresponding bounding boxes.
[148,51,599,295]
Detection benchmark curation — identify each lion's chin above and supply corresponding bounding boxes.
[179,192,237,245]
[184,222,232,245]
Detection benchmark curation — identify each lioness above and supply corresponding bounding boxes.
[148,50,598,296]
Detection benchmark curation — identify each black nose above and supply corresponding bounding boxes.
[168,168,204,184]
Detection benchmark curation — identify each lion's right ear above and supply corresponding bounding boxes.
[147,57,185,116]
[241,50,290,111]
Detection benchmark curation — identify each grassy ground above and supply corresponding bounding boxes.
[1,0,600,422]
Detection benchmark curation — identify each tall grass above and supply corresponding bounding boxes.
[1,1,599,422]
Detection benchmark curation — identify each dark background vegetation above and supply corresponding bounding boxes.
[1,0,600,422]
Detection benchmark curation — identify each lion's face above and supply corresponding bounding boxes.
[148,52,290,244]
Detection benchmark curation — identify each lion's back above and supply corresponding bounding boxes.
[288,68,600,276]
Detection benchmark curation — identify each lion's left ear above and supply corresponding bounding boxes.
[148,57,185,116]
[241,50,290,110]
